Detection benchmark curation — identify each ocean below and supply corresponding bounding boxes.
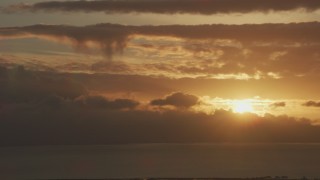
[1,143,320,179]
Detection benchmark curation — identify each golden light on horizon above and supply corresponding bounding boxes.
[233,100,254,113]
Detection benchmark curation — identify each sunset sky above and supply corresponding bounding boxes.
[1,0,320,145]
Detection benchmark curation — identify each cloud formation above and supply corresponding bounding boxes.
[3,63,320,101]
[75,95,140,109]
[1,22,320,79]
[270,102,286,108]
[302,101,320,107]
[3,0,320,14]
[150,92,199,108]
[0,66,320,146]
[0,24,131,58]
[0,0,320,148]
[1,23,320,55]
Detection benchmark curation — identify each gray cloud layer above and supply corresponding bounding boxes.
[3,0,320,14]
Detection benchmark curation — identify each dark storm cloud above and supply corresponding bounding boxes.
[302,101,320,107]
[150,92,199,108]
[3,0,320,14]
[270,102,286,108]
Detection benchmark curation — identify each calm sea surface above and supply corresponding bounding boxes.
[1,143,320,179]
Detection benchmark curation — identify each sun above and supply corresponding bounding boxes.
[233,100,254,113]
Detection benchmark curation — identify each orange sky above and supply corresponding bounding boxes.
[1,0,320,145]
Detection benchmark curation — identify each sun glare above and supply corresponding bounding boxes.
[233,100,254,113]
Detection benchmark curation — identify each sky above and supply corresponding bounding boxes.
[1,0,320,146]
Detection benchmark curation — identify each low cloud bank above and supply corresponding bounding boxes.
[1,67,320,146]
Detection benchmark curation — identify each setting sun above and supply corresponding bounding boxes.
[233,100,254,113]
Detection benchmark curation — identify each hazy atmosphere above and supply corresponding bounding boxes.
[1,0,320,179]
